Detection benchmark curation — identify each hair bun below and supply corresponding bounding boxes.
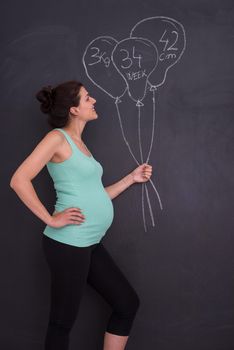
[36,85,54,114]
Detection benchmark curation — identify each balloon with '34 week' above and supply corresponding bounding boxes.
[111,36,162,232]
[111,37,158,105]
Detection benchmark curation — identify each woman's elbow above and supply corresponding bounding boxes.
[10,174,26,189]
[10,176,19,189]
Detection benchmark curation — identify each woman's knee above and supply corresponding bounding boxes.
[129,291,140,315]
[118,289,140,318]
[107,291,140,336]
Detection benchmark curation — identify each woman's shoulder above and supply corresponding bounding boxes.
[45,128,65,142]
[38,129,66,153]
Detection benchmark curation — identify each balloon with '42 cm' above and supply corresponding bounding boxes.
[130,16,186,88]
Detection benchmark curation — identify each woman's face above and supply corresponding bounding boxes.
[74,86,97,121]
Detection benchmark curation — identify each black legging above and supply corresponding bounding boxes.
[42,235,140,350]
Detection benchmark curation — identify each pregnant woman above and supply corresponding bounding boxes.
[10,80,153,350]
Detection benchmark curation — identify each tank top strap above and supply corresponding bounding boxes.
[54,128,76,151]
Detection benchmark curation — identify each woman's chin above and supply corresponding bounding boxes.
[89,113,98,121]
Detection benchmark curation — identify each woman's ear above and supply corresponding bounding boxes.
[69,106,79,115]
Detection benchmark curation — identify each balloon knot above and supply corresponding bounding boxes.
[136,100,144,107]
[115,97,122,104]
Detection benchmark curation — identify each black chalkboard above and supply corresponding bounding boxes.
[1,0,234,349]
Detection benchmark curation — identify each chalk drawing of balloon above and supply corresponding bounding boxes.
[130,17,186,88]
[82,17,186,231]
[111,36,162,231]
[82,36,127,99]
[111,37,158,104]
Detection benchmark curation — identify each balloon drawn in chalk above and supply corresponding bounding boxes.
[82,17,186,232]
[82,36,127,100]
[111,37,158,103]
[130,16,186,88]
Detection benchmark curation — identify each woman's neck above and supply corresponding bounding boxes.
[62,120,86,141]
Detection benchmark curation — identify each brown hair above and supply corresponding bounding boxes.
[36,80,83,128]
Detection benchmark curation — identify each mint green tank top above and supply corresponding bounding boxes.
[43,128,114,247]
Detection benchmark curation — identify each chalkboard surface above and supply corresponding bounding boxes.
[1,1,234,349]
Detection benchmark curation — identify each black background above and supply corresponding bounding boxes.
[1,0,234,349]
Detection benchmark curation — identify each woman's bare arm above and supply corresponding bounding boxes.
[10,130,64,226]
[104,174,135,200]
[105,164,152,200]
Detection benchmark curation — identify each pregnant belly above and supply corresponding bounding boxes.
[54,187,114,232]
